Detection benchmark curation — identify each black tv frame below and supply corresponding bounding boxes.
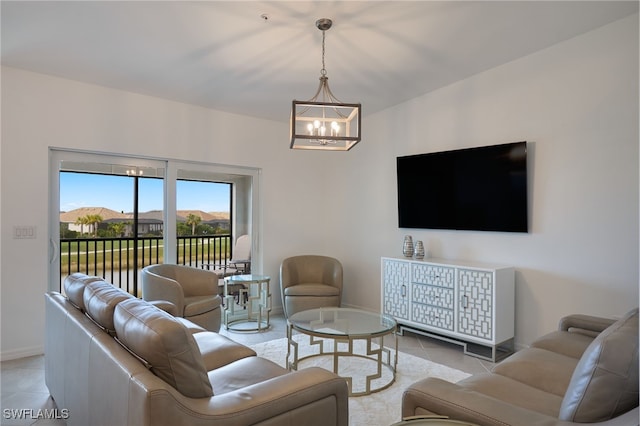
[396,141,528,233]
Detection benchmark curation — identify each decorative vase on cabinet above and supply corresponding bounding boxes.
[402,236,414,257]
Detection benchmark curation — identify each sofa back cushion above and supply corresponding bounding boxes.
[113,298,213,398]
[559,308,639,422]
[83,281,135,334]
[64,273,103,311]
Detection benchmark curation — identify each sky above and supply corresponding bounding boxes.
[60,172,231,213]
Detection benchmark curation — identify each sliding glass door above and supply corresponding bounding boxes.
[49,149,261,294]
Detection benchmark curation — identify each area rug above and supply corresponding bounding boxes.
[251,337,471,426]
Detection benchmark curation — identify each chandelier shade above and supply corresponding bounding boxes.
[290,18,361,151]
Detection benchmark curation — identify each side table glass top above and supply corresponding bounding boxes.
[288,307,397,337]
[225,274,270,283]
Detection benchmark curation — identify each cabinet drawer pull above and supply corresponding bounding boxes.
[461,294,469,309]
[401,284,406,297]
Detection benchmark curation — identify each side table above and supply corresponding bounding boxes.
[223,274,271,332]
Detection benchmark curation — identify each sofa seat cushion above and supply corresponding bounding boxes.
[284,284,340,297]
[207,356,288,395]
[492,347,579,397]
[559,308,639,422]
[114,298,213,398]
[193,332,256,371]
[531,330,595,359]
[458,372,564,417]
[83,280,134,334]
[183,295,220,317]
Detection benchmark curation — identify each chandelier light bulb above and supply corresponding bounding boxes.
[331,121,340,136]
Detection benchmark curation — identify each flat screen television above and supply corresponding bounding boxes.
[396,141,528,232]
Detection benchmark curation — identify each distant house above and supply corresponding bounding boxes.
[177,210,230,231]
[60,207,128,235]
[60,207,229,236]
[137,210,164,235]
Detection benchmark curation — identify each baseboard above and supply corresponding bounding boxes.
[270,305,284,316]
[1,345,44,361]
[514,342,528,352]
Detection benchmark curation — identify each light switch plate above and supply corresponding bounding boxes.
[13,226,37,239]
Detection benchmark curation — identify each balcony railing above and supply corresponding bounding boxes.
[59,234,232,295]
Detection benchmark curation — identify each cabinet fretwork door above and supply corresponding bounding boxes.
[382,259,410,321]
[457,269,493,340]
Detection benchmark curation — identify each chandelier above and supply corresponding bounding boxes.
[290,18,361,151]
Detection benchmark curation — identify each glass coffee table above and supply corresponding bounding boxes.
[286,307,397,396]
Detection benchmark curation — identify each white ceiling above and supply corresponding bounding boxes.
[2,1,637,123]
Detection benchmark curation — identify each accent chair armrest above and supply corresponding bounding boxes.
[201,263,239,277]
[142,271,185,313]
[148,300,179,316]
[229,259,251,273]
[558,314,616,337]
[202,263,228,270]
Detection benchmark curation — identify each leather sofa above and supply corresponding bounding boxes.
[402,308,639,426]
[45,273,348,426]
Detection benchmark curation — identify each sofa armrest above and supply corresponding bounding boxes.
[404,377,571,426]
[148,367,349,426]
[558,314,616,337]
[403,378,639,426]
[210,367,348,425]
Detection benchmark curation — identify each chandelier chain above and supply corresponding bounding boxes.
[321,30,327,77]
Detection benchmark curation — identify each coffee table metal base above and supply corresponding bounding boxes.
[286,325,397,396]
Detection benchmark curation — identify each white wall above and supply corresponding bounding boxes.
[330,14,639,347]
[1,14,638,358]
[0,67,336,359]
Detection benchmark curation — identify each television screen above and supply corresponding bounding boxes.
[397,141,528,232]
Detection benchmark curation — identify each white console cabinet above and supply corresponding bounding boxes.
[381,257,515,361]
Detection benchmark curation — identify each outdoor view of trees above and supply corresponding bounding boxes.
[60,212,229,239]
[59,172,233,291]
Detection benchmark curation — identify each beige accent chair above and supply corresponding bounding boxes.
[402,308,639,426]
[280,255,343,317]
[141,264,222,331]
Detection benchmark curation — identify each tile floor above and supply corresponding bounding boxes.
[1,314,496,426]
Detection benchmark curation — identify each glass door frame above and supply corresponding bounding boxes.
[48,148,261,293]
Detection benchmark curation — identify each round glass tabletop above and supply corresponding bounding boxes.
[288,307,397,337]
[225,274,270,283]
